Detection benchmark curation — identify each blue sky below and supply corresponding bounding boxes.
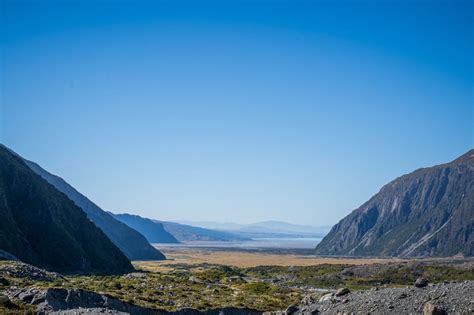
[1,0,472,226]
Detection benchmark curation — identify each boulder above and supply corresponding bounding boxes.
[415,278,429,288]
[318,293,334,303]
[285,304,298,314]
[423,302,446,315]
[335,288,350,297]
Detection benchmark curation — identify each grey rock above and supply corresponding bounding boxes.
[423,302,447,315]
[318,293,334,303]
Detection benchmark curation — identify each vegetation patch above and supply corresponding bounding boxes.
[0,259,472,313]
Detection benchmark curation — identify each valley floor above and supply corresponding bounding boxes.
[1,247,473,314]
[146,246,396,269]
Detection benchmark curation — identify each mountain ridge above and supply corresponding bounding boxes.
[0,144,134,273]
[5,146,166,261]
[155,220,250,242]
[315,149,474,257]
[112,213,179,243]
[176,220,330,237]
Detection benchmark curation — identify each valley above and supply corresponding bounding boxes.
[146,247,394,269]
[1,248,473,314]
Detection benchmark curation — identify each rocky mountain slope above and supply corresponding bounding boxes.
[0,145,133,273]
[113,213,179,243]
[17,149,165,261]
[315,149,474,257]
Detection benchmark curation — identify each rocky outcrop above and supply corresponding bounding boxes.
[291,281,474,314]
[315,149,474,257]
[0,261,65,282]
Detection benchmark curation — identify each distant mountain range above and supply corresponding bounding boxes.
[3,141,471,266]
[156,221,250,242]
[315,149,474,257]
[111,213,249,243]
[112,213,179,243]
[177,220,330,238]
[0,145,134,273]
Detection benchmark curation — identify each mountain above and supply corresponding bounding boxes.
[178,220,330,238]
[238,221,330,236]
[177,221,245,231]
[113,213,179,243]
[315,150,474,257]
[20,152,165,261]
[0,145,134,273]
[156,221,249,242]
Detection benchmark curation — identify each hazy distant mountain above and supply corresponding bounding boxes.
[156,221,249,242]
[177,221,245,231]
[0,145,133,273]
[177,220,330,238]
[22,154,165,261]
[315,150,474,257]
[240,221,330,236]
[113,213,179,243]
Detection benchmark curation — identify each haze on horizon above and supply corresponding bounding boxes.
[1,0,472,226]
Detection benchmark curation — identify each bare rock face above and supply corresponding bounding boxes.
[315,149,474,257]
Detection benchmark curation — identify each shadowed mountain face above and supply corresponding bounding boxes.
[20,154,165,261]
[315,150,474,257]
[0,145,134,274]
[113,213,179,244]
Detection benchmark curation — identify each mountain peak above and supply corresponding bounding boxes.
[450,148,474,165]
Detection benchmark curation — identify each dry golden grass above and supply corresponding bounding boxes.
[135,247,399,272]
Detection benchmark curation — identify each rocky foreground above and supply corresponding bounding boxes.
[3,280,474,314]
[1,260,473,314]
[290,281,474,315]
[3,278,474,314]
[3,286,261,315]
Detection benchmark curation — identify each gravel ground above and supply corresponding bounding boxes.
[293,281,474,314]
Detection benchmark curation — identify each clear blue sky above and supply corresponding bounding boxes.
[1,0,472,226]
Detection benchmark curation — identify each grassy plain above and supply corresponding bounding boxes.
[140,246,396,271]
